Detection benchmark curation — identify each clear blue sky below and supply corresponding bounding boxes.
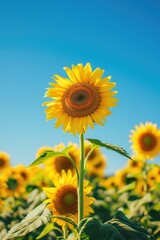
[0,0,160,174]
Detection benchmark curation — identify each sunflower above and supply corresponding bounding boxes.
[84,142,102,161]
[125,156,144,175]
[2,167,26,197]
[43,170,94,229]
[0,176,7,198]
[114,169,129,189]
[100,176,117,189]
[0,151,10,172]
[147,166,160,189]
[43,63,117,135]
[135,177,147,196]
[86,157,106,178]
[36,146,54,159]
[5,173,25,198]
[44,143,80,178]
[11,165,32,182]
[130,122,160,160]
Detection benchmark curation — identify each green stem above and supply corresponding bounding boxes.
[143,161,148,193]
[63,224,68,239]
[78,133,85,223]
[68,155,79,183]
[84,145,97,172]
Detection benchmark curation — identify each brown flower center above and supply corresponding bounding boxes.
[94,160,103,168]
[130,161,139,167]
[20,171,28,180]
[0,159,5,167]
[62,83,100,117]
[85,146,97,161]
[55,156,74,174]
[53,186,78,215]
[139,133,157,151]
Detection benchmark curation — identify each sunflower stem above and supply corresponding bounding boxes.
[78,133,85,223]
[84,145,97,172]
[143,160,148,193]
[63,224,68,239]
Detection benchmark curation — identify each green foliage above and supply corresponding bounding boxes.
[29,147,71,166]
[36,223,58,239]
[3,203,52,240]
[87,138,132,159]
[77,210,155,240]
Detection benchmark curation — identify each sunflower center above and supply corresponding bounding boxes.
[139,133,157,151]
[54,186,78,215]
[7,178,18,190]
[55,156,74,174]
[0,159,5,167]
[94,161,103,168]
[131,161,139,167]
[63,192,77,207]
[62,83,100,117]
[20,171,28,180]
[85,147,97,161]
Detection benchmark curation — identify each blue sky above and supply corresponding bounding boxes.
[0,0,160,174]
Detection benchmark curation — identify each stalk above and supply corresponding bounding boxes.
[78,133,85,223]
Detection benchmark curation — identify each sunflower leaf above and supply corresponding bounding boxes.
[77,210,154,240]
[87,138,132,160]
[29,149,69,166]
[3,203,52,240]
[36,222,58,239]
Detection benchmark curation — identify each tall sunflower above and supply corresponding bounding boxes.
[130,122,160,160]
[43,170,94,228]
[43,63,117,135]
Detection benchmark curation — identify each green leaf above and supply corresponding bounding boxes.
[29,148,71,166]
[118,182,136,194]
[77,210,154,240]
[77,217,101,240]
[127,193,152,218]
[87,138,131,160]
[153,202,160,211]
[66,230,79,240]
[36,222,55,239]
[3,203,52,240]
[108,210,154,240]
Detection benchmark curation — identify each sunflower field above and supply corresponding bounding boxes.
[0,64,160,240]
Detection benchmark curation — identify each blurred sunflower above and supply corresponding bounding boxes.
[44,143,80,178]
[147,165,160,189]
[100,176,116,189]
[135,177,147,196]
[130,122,160,160]
[0,198,4,210]
[125,157,144,175]
[36,146,54,159]
[86,157,106,178]
[0,151,10,172]
[43,63,117,135]
[0,176,7,198]
[43,170,94,229]
[114,169,129,189]
[4,168,26,198]
[11,165,31,183]
[84,142,102,161]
